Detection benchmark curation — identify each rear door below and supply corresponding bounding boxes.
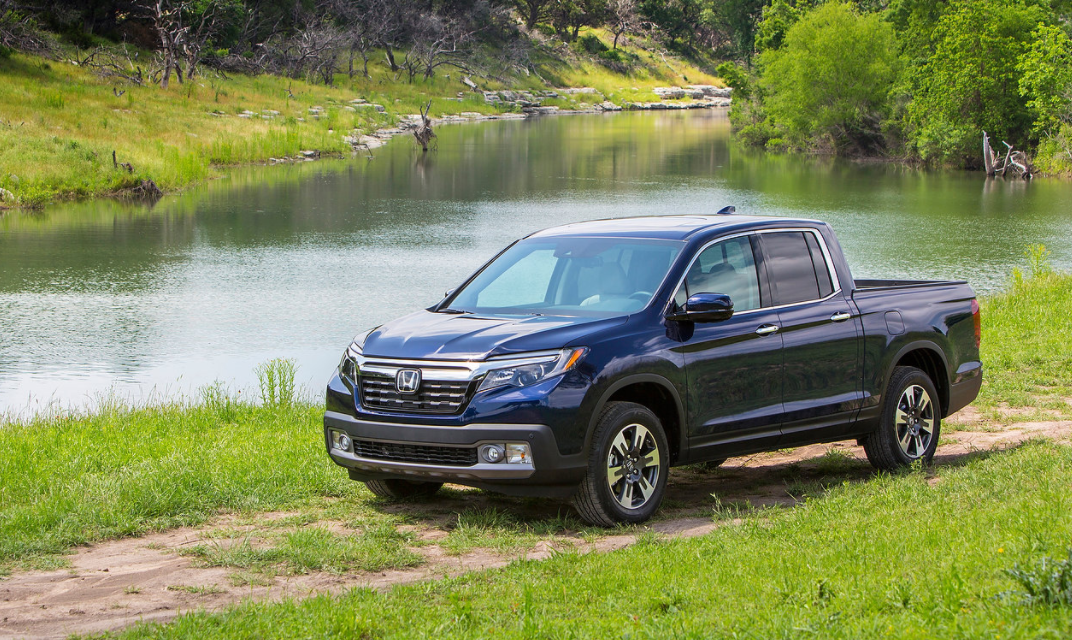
[675,234,784,460]
[756,230,863,444]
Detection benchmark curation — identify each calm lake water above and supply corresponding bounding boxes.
[3,110,1071,414]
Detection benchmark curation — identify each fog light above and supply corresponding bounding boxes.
[505,443,531,464]
[331,430,352,452]
[479,444,506,463]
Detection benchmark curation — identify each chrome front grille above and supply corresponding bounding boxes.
[353,439,477,466]
[359,375,472,414]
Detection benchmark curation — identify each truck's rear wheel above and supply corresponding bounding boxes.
[863,366,941,471]
[364,479,443,499]
[573,402,669,527]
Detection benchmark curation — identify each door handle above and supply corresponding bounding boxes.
[755,324,779,336]
[830,311,852,322]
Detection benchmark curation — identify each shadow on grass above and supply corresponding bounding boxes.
[356,442,1019,536]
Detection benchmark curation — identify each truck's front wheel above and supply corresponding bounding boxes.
[364,479,443,499]
[863,366,941,470]
[573,402,669,527]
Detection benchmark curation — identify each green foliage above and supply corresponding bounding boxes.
[760,2,899,153]
[1005,549,1072,606]
[1018,23,1072,137]
[904,0,1046,166]
[754,0,811,52]
[577,33,609,54]
[715,60,749,98]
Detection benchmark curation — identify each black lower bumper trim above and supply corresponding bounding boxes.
[324,411,586,494]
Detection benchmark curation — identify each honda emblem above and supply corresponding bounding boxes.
[396,369,421,394]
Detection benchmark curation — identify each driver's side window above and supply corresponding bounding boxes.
[676,236,761,312]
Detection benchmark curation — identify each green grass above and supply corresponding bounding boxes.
[977,262,1072,419]
[0,36,722,209]
[0,394,354,566]
[108,441,1072,639]
[183,523,422,579]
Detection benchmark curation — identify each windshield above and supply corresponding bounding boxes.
[445,237,683,317]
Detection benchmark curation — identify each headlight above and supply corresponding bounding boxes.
[477,347,587,393]
[339,329,374,380]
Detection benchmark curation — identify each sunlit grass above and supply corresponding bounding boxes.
[978,267,1072,419]
[112,441,1072,639]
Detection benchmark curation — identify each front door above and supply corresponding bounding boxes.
[675,235,784,460]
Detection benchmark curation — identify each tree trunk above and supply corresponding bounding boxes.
[384,44,398,72]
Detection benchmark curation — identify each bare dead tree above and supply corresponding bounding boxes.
[412,14,475,80]
[270,19,345,82]
[365,0,410,72]
[0,0,54,55]
[70,45,146,85]
[413,101,436,152]
[606,0,639,49]
[142,0,185,88]
[983,133,1032,180]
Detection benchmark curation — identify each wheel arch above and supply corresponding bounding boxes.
[586,374,686,465]
[889,342,951,417]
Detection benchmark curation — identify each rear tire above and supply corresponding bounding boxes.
[863,366,941,471]
[573,402,669,527]
[365,479,443,499]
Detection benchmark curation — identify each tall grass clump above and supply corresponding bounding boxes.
[255,358,298,407]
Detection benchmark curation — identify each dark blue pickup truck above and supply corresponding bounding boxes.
[324,214,982,525]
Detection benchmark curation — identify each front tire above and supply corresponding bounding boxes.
[364,479,443,499]
[573,402,669,527]
[863,366,941,471]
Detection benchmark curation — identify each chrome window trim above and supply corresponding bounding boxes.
[665,227,844,317]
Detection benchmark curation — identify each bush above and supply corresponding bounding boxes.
[760,2,899,154]
[577,33,608,55]
[716,61,750,98]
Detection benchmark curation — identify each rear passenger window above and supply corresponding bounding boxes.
[805,232,835,298]
[763,232,822,305]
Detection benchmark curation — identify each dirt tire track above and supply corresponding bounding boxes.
[2,419,1069,640]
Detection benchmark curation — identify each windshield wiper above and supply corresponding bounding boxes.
[438,308,471,314]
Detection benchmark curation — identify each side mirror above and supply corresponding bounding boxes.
[443,288,456,299]
[668,293,734,323]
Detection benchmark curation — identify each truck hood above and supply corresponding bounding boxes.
[362,311,628,361]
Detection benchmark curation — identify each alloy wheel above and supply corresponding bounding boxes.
[606,423,662,509]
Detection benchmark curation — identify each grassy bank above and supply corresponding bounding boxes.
[977,258,1072,420]
[0,35,720,208]
[107,440,1072,639]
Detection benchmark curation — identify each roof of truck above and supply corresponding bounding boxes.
[527,214,824,241]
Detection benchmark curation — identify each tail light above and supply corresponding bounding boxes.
[970,299,981,349]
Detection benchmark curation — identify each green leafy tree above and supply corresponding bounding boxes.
[759,2,900,153]
[903,0,1047,166]
[754,0,811,52]
[1017,23,1072,136]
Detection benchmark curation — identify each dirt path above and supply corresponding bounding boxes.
[2,417,1069,640]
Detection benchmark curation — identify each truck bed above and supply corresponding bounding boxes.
[853,279,968,291]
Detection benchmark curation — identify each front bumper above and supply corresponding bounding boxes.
[324,410,587,497]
